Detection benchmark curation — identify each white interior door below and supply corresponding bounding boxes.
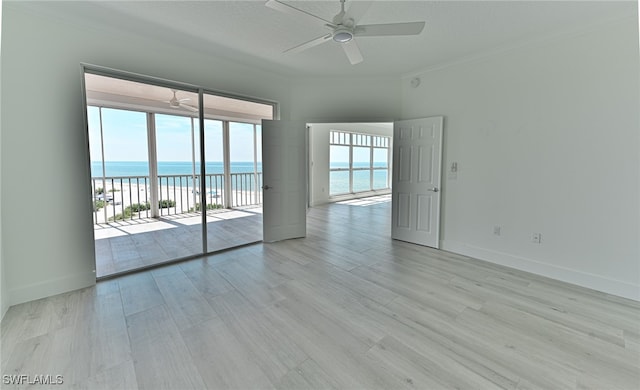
[262,120,307,242]
[392,117,443,248]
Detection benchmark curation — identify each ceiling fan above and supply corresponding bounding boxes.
[265,0,426,65]
[164,89,198,112]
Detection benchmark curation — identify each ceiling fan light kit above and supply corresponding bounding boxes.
[265,0,426,65]
[333,28,353,43]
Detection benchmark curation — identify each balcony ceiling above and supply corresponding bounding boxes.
[85,73,274,123]
[25,1,634,77]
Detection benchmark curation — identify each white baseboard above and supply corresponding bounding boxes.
[441,240,640,302]
[8,271,96,308]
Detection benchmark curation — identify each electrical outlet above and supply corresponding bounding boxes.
[531,233,542,244]
[493,226,501,236]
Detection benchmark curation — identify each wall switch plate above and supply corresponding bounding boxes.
[532,233,542,244]
[493,226,501,236]
[448,162,459,180]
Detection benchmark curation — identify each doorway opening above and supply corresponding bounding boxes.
[308,118,443,249]
[308,122,393,207]
[84,70,274,278]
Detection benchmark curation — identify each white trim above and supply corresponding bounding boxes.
[441,240,640,302]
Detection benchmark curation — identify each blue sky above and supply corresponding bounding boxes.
[88,107,259,162]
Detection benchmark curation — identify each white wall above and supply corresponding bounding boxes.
[309,123,392,206]
[290,76,401,123]
[1,3,292,308]
[0,0,6,321]
[402,17,640,300]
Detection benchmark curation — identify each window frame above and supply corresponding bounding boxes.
[329,130,391,196]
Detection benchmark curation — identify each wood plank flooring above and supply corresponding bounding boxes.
[2,196,639,389]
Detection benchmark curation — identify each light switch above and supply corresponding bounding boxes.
[448,162,458,180]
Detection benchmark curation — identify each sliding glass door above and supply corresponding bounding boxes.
[154,105,203,260]
[203,93,266,252]
[85,71,274,278]
[86,75,204,276]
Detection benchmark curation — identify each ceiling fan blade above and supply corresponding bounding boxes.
[265,0,335,28]
[284,33,332,54]
[355,21,426,37]
[180,103,198,112]
[342,39,363,65]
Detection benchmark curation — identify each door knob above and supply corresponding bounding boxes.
[262,185,271,190]
[428,187,439,192]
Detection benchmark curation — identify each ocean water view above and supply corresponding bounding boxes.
[91,161,389,196]
[91,161,260,177]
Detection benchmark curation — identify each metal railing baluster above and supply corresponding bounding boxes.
[91,172,260,225]
[173,177,177,215]
[165,177,170,216]
[128,177,133,220]
[144,177,149,218]
[111,178,116,221]
[179,177,184,214]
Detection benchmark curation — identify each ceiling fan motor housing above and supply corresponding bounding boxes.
[333,27,353,43]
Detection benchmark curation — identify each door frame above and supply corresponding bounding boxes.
[307,121,394,207]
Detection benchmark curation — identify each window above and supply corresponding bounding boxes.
[329,130,390,196]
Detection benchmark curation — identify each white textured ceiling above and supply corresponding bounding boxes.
[27,1,636,77]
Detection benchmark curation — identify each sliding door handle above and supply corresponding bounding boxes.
[262,185,272,190]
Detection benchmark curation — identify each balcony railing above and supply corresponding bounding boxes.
[91,172,262,224]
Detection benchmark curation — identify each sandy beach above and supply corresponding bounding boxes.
[91,180,262,224]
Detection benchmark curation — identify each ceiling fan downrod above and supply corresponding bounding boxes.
[332,0,353,43]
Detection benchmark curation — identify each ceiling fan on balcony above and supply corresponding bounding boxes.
[164,89,198,112]
[265,0,426,65]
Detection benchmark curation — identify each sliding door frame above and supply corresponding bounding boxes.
[81,63,278,280]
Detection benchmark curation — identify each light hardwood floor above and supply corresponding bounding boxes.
[2,197,639,389]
